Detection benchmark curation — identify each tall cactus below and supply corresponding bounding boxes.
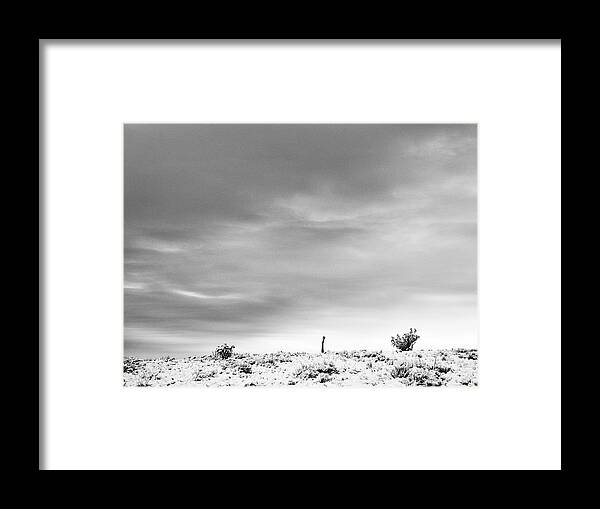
[321,336,326,354]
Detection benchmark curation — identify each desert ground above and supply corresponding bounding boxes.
[124,349,478,387]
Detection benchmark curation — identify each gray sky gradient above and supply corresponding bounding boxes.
[125,124,477,357]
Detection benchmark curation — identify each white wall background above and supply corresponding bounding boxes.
[42,41,561,470]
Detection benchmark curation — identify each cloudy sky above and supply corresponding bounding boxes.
[124,124,477,357]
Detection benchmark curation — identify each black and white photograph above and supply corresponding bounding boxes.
[124,124,478,387]
[41,40,561,470]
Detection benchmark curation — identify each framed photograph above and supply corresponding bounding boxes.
[41,39,561,470]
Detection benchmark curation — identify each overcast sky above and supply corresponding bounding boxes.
[124,124,477,357]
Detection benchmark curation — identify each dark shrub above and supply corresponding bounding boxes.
[214,343,235,360]
[391,328,420,351]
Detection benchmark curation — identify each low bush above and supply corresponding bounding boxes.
[409,367,441,386]
[435,363,452,374]
[136,371,159,387]
[238,363,252,374]
[390,358,448,386]
[214,344,235,360]
[294,360,339,379]
[390,362,412,379]
[124,357,140,374]
[193,369,217,381]
[391,328,420,351]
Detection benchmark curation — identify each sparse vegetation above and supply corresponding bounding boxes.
[294,360,339,380]
[136,371,159,387]
[390,357,455,386]
[237,363,252,374]
[124,357,140,374]
[390,362,412,379]
[193,368,217,381]
[124,349,477,387]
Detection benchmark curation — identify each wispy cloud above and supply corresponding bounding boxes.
[171,289,247,301]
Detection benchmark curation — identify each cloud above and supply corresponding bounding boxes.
[124,124,477,355]
[171,289,248,301]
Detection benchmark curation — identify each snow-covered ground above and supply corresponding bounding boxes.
[124,349,478,387]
